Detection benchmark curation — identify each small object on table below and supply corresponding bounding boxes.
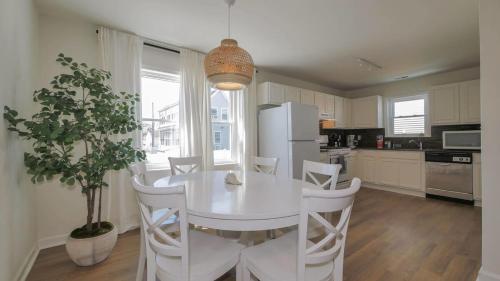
[225,172,242,185]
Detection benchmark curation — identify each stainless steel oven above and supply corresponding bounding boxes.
[425,151,473,201]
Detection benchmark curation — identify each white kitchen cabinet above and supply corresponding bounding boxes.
[351,95,383,128]
[315,92,335,119]
[398,159,422,190]
[326,95,335,117]
[314,92,326,116]
[257,82,285,106]
[361,156,377,183]
[334,96,351,128]
[354,150,424,192]
[377,159,400,186]
[300,89,315,105]
[284,85,301,103]
[430,84,461,125]
[459,79,481,124]
[431,80,481,125]
[473,153,481,202]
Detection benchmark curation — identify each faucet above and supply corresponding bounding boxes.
[409,139,423,150]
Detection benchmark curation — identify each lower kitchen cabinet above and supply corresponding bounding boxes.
[354,150,424,192]
[398,159,422,190]
[378,159,399,186]
[473,153,482,202]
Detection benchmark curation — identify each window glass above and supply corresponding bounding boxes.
[388,95,428,136]
[211,89,232,163]
[140,69,180,167]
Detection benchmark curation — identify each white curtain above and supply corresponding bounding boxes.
[97,26,143,234]
[230,69,258,171]
[178,48,214,170]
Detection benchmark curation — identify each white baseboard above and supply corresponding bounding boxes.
[14,244,39,281]
[38,233,68,250]
[475,200,482,207]
[477,267,500,281]
[362,183,426,198]
[38,223,140,250]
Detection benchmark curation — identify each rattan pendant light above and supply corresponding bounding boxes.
[204,0,254,91]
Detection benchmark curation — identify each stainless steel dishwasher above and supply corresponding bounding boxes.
[425,151,473,201]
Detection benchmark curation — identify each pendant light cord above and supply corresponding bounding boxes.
[227,3,231,38]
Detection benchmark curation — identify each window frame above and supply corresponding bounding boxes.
[386,94,430,138]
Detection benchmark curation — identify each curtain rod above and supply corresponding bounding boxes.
[96,29,180,54]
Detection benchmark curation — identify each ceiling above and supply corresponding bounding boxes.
[35,0,480,90]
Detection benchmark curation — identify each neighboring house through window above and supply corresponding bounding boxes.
[211,89,233,163]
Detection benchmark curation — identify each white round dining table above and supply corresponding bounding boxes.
[153,170,318,231]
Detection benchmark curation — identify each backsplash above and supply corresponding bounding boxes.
[320,124,481,149]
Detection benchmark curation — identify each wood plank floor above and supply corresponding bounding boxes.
[26,188,482,281]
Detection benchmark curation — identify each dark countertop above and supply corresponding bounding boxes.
[353,147,481,153]
[353,147,426,152]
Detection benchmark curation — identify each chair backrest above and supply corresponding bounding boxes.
[131,176,190,280]
[252,156,279,175]
[296,177,361,281]
[129,162,147,183]
[168,156,202,176]
[302,160,342,190]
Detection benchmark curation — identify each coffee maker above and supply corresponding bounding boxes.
[347,135,356,148]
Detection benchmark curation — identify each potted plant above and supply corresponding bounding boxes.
[3,54,146,266]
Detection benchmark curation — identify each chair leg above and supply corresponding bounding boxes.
[146,245,156,281]
[236,260,243,281]
[333,245,345,281]
[241,258,252,281]
[136,227,146,281]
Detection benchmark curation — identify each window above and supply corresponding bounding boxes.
[140,69,180,167]
[387,94,429,137]
[214,131,221,144]
[221,108,228,121]
[210,89,233,163]
[211,108,218,120]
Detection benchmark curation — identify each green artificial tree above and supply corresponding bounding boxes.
[4,54,146,238]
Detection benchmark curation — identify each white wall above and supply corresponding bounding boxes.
[478,1,500,280]
[256,69,342,95]
[0,0,39,280]
[345,66,480,98]
[35,14,100,248]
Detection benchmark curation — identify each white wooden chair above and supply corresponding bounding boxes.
[168,156,203,175]
[302,160,342,239]
[132,176,245,281]
[252,156,279,175]
[129,163,179,281]
[240,178,361,281]
[302,160,342,191]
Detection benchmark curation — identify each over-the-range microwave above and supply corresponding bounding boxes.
[442,130,481,150]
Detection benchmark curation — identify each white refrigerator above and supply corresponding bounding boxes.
[258,102,320,179]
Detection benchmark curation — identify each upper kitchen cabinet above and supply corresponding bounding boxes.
[284,85,301,104]
[314,92,335,119]
[459,79,480,124]
[334,96,351,128]
[351,95,383,128]
[430,80,480,125]
[257,82,285,106]
[430,84,460,125]
[300,89,316,105]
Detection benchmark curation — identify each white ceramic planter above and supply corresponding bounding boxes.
[65,224,118,266]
